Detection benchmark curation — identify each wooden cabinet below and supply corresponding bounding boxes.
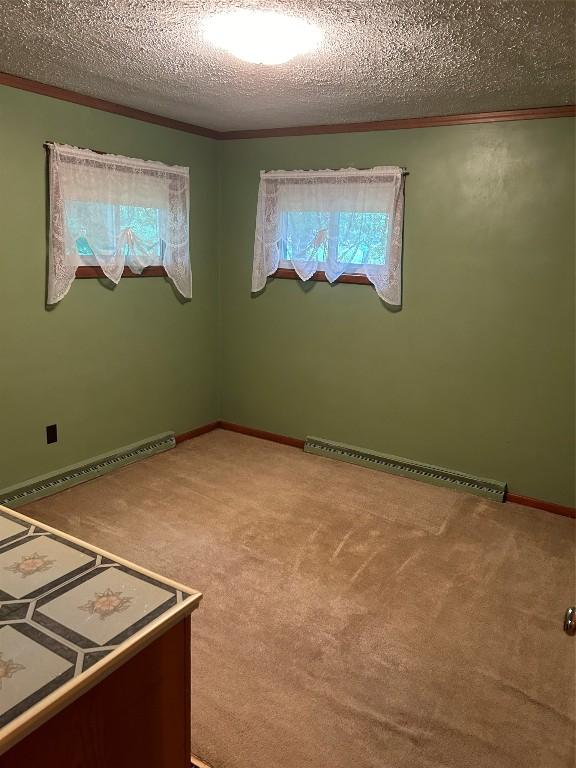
[1,617,192,768]
[0,505,201,767]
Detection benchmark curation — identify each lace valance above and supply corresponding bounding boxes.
[47,143,191,303]
[252,166,405,304]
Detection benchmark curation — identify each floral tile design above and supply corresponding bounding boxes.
[0,654,25,689]
[0,625,73,723]
[0,536,94,600]
[0,507,195,732]
[37,567,175,646]
[79,588,133,620]
[5,553,55,579]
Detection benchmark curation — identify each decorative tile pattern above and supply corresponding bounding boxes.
[0,653,25,689]
[0,536,94,600]
[0,507,194,732]
[79,588,133,620]
[0,515,28,546]
[5,552,55,579]
[0,626,73,724]
[38,568,174,646]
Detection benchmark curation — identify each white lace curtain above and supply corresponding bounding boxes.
[252,166,405,304]
[47,143,191,303]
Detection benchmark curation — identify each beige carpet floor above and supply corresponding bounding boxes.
[21,430,575,768]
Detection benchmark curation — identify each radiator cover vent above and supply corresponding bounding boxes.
[0,432,175,507]
[304,436,506,502]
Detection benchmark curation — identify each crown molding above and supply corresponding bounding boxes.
[1,71,574,141]
[218,105,576,139]
[0,71,218,139]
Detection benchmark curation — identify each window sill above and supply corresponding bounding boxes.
[75,266,167,279]
[273,268,370,285]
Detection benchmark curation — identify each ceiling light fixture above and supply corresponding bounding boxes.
[201,9,323,65]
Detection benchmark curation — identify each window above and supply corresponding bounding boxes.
[68,202,164,268]
[252,167,405,304]
[279,211,389,269]
[47,143,191,304]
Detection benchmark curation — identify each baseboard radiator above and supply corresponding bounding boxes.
[0,432,176,508]
[304,436,507,502]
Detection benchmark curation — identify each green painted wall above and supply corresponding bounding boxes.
[0,85,219,489]
[0,84,573,506]
[218,119,575,506]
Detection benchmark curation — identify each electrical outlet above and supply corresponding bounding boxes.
[46,424,58,444]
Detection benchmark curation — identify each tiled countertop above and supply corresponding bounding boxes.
[0,504,201,755]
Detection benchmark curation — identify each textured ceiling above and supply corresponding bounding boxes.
[0,1,574,131]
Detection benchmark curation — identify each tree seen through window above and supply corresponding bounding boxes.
[66,201,163,265]
[280,210,388,267]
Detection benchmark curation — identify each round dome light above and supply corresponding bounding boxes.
[201,10,323,65]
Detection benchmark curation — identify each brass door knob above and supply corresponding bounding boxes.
[564,607,576,636]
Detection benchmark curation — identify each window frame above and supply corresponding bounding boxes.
[273,268,370,285]
[75,265,167,279]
